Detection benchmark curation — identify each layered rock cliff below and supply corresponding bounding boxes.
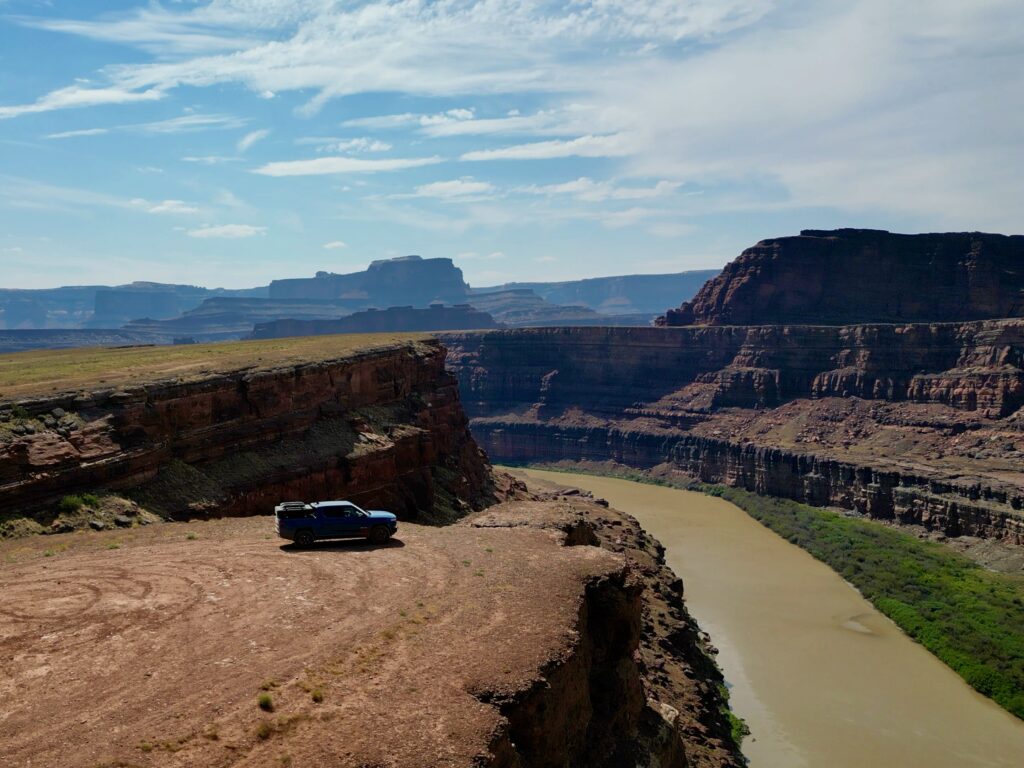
[659,229,1024,326]
[0,339,494,532]
[441,325,1024,543]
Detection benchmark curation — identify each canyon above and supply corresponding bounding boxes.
[0,335,743,767]
[441,321,1024,543]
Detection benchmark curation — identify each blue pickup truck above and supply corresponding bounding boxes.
[275,500,398,547]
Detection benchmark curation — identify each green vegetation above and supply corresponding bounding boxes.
[257,692,275,712]
[255,721,273,740]
[716,683,750,746]
[10,404,29,420]
[58,493,100,513]
[59,495,85,513]
[310,689,324,704]
[714,486,1024,720]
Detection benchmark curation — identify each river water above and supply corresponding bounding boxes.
[518,469,1024,768]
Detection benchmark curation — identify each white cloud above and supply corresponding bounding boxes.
[522,177,681,201]
[45,127,110,139]
[296,137,392,153]
[461,134,635,161]
[5,1,1023,234]
[146,199,199,214]
[182,155,237,165]
[135,113,246,133]
[236,128,270,152]
[343,108,476,130]
[411,179,496,200]
[0,85,163,120]
[187,224,266,238]
[254,156,443,177]
[322,240,347,249]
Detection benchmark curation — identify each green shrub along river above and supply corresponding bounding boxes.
[519,464,1024,720]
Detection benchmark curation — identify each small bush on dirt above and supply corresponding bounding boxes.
[257,693,274,712]
[11,405,29,420]
[186,532,199,541]
[255,721,273,740]
[311,689,324,704]
[81,493,100,507]
[59,495,84,513]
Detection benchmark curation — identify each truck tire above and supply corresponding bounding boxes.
[368,526,390,545]
[294,529,315,548]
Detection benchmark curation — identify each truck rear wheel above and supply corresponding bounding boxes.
[368,526,390,545]
[294,529,315,548]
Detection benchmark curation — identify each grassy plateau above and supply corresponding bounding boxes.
[0,333,428,400]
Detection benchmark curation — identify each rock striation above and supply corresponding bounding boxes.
[441,325,1024,542]
[0,339,494,531]
[659,229,1024,326]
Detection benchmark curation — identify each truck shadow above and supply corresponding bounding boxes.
[279,538,405,553]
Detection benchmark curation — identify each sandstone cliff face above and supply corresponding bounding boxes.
[441,326,1024,543]
[659,229,1024,326]
[470,495,743,767]
[0,340,493,530]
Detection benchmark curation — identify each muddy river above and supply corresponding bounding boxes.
[518,469,1024,768]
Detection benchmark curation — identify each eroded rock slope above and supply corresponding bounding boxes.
[442,325,1024,542]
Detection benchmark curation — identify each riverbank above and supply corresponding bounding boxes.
[514,467,1024,768]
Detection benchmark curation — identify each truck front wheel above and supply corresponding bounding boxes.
[368,526,391,545]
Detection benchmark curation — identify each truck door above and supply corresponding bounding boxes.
[320,504,363,536]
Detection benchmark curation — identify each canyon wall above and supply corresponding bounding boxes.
[659,229,1024,326]
[0,340,494,530]
[441,326,1024,542]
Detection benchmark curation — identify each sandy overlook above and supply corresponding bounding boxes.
[0,512,625,767]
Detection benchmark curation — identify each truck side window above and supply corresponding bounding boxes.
[323,505,355,518]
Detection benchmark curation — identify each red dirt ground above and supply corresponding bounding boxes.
[0,515,621,767]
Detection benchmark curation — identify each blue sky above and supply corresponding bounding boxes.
[0,1,1021,289]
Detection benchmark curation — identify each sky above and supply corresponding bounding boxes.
[0,1,1021,290]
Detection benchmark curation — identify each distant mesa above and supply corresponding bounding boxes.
[122,296,368,342]
[251,304,500,339]
[85,282,267,329]
[270,255,470,306]
[0,253,719,352]
[658,229,1024,326]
